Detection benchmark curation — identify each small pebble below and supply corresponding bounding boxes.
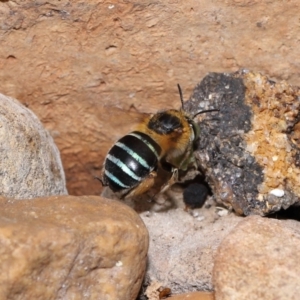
[269,189,285,197]
[216,207,229,217]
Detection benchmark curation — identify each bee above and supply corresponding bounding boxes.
[97,85,217,199]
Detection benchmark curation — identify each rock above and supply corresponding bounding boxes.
[144,281,172,300]
[213,215,300,300]
[138,194,243,294]
[186,71,300,215]
[0,93,67,199]
[0,195,148,300]
[168,291,214,300]
[1,0,300,195]
[144,282,214,300]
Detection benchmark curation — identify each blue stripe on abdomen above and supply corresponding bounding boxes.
[104,131,161,192]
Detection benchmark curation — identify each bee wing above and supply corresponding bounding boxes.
[93,107,150,185]
[95,107,150,142]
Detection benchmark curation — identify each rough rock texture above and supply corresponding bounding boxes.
[0,93,67,199]
[145,283,214,300]
[168,292,214,300]
[0,195,148,300]
[186,71,300,215]
[213,215,300,300]
[136,193,243,295]
[1,0,300,195]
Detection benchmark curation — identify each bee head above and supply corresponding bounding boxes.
[147,84,205,140]
[145,84,218,146]
[148,110,183,135]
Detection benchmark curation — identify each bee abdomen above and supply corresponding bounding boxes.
[104,131,161,192]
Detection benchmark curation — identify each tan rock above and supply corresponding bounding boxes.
[0,195,148,300]
[0,93,67,199]
[1,0,300,195]
[213,215,300,300]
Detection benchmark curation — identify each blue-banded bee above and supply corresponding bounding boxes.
[97,85,217,199]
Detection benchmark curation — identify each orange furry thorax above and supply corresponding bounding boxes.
[135,109,193,158]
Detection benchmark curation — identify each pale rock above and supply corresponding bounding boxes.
[139,200,242,294]
[0,195,149,300]
[0,93,67,199]
[213,215,300,300]
[269,188,285,197]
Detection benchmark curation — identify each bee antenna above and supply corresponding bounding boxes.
[177,84,185,109]
[177,83,219,117]
[193,108,219,119]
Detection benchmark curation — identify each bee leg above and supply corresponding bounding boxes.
[151,168,179,204]
[177,146,195,171]
[94,175,107,186]
[124,171,157,199]
[158,168,179,194]
[94,165,113,187]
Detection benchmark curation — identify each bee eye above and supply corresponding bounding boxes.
[148,112,182,134]
[186,118,199,141]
